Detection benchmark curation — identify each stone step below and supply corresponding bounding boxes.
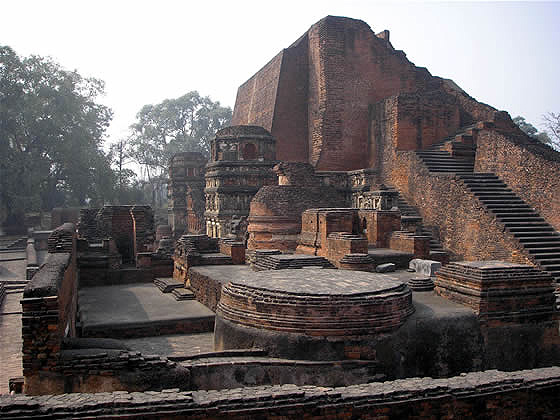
[503,222,551,228]
[485,204,532,210]
[535,259,560,266]
[512,231,560,238]
[171,287,196,301]
[459,175,499,179]
[464,180,509,186]
[464,184,508,190]
[480,200,526,205]
[526,246,560,253]
[431,170,474,174]
[492,209,538,215]
[531,252,560,260]
[518,237,560,244]
[507,226,554,232]
[153,277,184,293]
[420,159,474,165]
[474,193,518,199]
[497,216,545,223]
[541,264,560,271]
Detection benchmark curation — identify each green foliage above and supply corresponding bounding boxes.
[128,91,232,181]
[0,46,113,224]
[513,116,552,145]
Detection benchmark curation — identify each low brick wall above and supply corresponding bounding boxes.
[21,223,79,394]
[1,367,559,419]
[21,224,189,395]
[187,267,224,312]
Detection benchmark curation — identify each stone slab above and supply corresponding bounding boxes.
[409,258,442,276]
[78,283,215,338]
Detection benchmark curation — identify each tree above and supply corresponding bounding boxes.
[0,46,113,227]
[108,138,137,203]
[542,112,560,149]
[127,91,232,206]
[513,116,552,145]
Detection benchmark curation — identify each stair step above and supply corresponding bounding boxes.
[467,185,508,189]
[518,237,560,243]
[525,245,560,252]
[503,222,551,228]
[474,193,518,198]
[485,204,532,209]
[493,209,538,215]
[531,253,560,259]
[541,264,560,271]
[480,200,526,205]
[507,226,554,232]
[497,217,545,222]
[458,174,498,179]
[536,260,560,267]
[513,231,560,238]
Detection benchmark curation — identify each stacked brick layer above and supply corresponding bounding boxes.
[217,269,413,336]
[2,367,559,419]
[435,261,556,322]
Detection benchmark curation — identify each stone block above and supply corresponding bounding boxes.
[409,259,442,277]
[376,263,396,273]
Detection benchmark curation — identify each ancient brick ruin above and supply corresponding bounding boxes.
[2,14,560,419]
[168,152,207,237]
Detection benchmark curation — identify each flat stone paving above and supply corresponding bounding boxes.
[79,283,215,334]
[0,293,23,394]
[121,332,214,358]
[0,249,27,395]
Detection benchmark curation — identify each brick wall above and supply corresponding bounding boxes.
[272,36,309,162]
[475,126,560,232]
[232,16,496,172]
[2,367,559,418]
[374,100,532,263]
[21,224,78,395]
[247,185,347,251]
[231,51,283,130]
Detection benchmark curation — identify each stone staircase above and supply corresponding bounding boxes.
[415,150,474,174]
[458,173,560,282]
[0,236,27,250]
[414,133,560,282]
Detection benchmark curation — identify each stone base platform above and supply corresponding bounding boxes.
[78,283,215,338]
[172,287,196,301]
[251,253,334,271]
[435,261,556,322]
[190,265,560,376]
[154,277,184,293]
[217,269,414,337]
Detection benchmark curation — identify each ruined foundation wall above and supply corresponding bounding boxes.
[21,224,78,395]
[475,128,560,232]
[2,367,559,419]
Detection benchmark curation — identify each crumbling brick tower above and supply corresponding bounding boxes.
[204,126,277,238]
[168,152,207,237]
[232,15,494,171]
[232,15,560,281]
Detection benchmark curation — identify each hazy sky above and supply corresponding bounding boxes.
[1,1,558,145]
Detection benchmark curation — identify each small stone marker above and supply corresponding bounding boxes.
[409,259,441,277]
[407,276,435,292]
[376,263,396,273]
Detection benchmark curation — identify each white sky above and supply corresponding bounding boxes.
[1,0,558,146]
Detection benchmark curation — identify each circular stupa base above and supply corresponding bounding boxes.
[215,268,414,360]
